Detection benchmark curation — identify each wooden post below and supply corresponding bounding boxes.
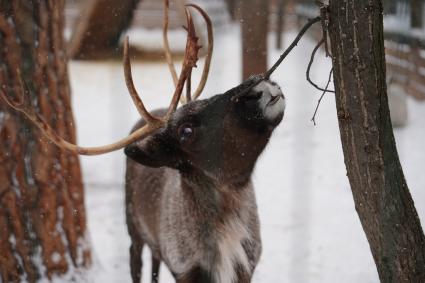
[241,0,269,80]
[276,0,285,49]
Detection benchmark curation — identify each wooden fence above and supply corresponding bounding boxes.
[385,31,425,100]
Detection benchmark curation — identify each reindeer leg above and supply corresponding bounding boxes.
[130,240,144,283]
[151,255,161,283]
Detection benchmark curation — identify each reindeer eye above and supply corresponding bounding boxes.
[178,124,195,142]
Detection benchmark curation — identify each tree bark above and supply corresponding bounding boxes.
[0,1,90,282]
[328,0,425,282]
[241,0,269,80]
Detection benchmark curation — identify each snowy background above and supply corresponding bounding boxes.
[68,25,425,282]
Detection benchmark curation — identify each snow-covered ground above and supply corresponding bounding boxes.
[68,25,425,283]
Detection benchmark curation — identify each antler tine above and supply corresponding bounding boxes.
[0,38,167,156]
[163,0,178,87]
[186,70,192,103]
[0,86,164,155]
[165,8,200,118]
[186,4,213,101]
[123,36,158,123]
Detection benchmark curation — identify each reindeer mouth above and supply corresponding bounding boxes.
[267,94,283,107]
[262,92,285,126]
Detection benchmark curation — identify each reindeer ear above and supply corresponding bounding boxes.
[124,130,178,168]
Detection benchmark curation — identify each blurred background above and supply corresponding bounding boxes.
[62,0,425,281]
[58,0,425,282]
[0,0,425,283]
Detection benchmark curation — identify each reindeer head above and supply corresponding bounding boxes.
[124,76,285,184]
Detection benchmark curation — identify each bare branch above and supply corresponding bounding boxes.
[306,37,335,93]
[232,16,322,102]
[316,0,332,57]
[311,68,333,125]
[264,16,321,79]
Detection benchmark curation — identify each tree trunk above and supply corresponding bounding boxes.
[0,1,90,282]
[328,0,425,282]
[68,0,140,59]
[275,0,285,49]
[411,0,423,28]
[241,0,269,80]
[225,0,237,21]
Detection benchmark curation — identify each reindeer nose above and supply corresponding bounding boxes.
[267,82,284,97]
[254,81,283,98]
[233,79,284,106]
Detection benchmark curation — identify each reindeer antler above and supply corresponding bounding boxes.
[123,36,159,123]
[0,5,209,156]
[163,0,179,87]
[164,7,201,118]
[185,4,213,101]
[162,0,213,103]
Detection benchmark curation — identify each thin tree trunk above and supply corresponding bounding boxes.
[0,1,90,282]
[276,0,285,49]
[68,0,140,59]
[328,0,425,281]
[411,0,423,28]
[225,0,237,21]
[241,0,269,80]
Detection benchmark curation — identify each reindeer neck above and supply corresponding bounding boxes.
[179,169,253,220]
[173,169,256,281]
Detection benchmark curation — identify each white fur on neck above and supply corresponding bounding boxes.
[160,172,254,282]
[214,217,251,283]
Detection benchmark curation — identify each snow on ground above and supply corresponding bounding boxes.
[68,25,425,283]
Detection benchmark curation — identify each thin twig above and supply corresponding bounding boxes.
[232,16,321,102]
[311,68,333,125]
[264,16,321,79]
[306,38,335,93]
[316,0,332,57]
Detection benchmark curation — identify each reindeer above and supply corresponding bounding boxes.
[0,2,286,283]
